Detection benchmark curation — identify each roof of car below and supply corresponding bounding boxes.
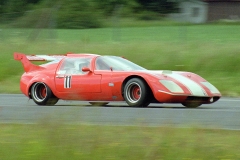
[66,53,99,57]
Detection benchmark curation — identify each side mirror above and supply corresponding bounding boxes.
[82,67,91,72]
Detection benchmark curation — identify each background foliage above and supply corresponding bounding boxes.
[0,0,178,28]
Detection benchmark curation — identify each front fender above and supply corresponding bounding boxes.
[122,74,159,96]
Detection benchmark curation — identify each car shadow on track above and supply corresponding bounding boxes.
[53,104,183,108]
[52,103,210,109]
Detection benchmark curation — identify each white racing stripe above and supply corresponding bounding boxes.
[168,73,207,96]
[27,55,66,61]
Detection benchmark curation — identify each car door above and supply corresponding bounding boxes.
[55,57,101,96]
[94,56,124,101]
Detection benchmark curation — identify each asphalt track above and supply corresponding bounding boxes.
[0,94,240,130]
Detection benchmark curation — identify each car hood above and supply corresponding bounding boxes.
[141,70,219,96]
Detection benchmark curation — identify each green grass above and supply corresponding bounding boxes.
[0,123,240,160]
[1,24,240,95]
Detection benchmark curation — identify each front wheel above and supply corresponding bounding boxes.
[123,78,150,107]
[30,82,59,106]
[182,102,201,108]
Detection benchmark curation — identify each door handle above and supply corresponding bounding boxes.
[56,75,65,78]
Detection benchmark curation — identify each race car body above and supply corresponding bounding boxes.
[14,52,221,108]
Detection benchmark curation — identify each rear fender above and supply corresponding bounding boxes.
[27,74,57,99]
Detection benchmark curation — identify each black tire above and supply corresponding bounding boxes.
[30,82,59,106]
[182,102,201,108]
[123,78,150,107]
[89,102,109,106]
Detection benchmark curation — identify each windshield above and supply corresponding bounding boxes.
[95,56,146,71]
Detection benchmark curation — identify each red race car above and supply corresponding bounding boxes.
[14,52,221,108]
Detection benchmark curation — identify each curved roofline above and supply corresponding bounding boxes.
[66,53,100,57]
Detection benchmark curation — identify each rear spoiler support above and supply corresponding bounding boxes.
[14,52,44,72]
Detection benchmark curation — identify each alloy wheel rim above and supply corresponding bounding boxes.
[126,82,141,103]
[32,83,47,102]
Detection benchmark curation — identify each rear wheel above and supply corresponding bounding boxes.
[124,78,150,107]
[31,82,58,106]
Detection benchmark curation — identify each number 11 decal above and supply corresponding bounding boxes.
[64,76,72,88]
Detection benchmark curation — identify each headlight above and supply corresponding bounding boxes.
[159,80,184,93]
[201,82,220,94]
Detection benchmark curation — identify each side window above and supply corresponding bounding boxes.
[57,58,74,74]
[95,57,110,70]
[57,57,91,75]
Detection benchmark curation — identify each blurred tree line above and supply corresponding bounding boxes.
[0,0,178,28]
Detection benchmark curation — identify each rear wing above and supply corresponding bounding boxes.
[14,52,67,72]
[14,53,67,61]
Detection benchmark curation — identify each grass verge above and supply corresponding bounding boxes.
[0,123,240,160]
